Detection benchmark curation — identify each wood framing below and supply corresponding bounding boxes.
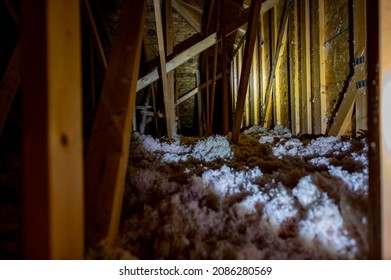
[288,0,300,134]
[221,0,229,134]
[137,0,280,92]
[83,0,107,69]
[172,0,202,34]
[354,0,368,132]
[328,0,367,136]
[379,0,391,260]
[23,0,84,259]
[84,0,147,247]
[155,0,176,139]
[176,73,222,105]
[299,0,311,133]
[312,0,327,134]
[262,0,289,128]
[232,0,263,144]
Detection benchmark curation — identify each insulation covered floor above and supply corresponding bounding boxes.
[99,125,369,259]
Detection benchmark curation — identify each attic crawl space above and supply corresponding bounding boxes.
[0,0,391,260]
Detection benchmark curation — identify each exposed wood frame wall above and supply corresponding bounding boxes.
[23,0,84,259]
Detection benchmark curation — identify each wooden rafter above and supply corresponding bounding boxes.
[221,0,229,134]
[137,0,280,93]
[261,0,289,127]
[176,73,222,105]
[23,0,84,259]
[231,0,263,144]
[84,0,147,247]
[83,0,107,69]
[172,0,202,34]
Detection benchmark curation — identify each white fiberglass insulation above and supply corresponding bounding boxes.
[96,125,368,259]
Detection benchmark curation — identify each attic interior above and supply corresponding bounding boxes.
[0,0,390,260]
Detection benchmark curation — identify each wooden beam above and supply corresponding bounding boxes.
[137,0,280,92]
[299,0,311,133]
[252,29,260,125]
[221,0,229,134]
[177,73,222,105]
[262,0,289,128]
[328,0,367,136]
[272,6,280,125]
[176,0,203,15]
[288,0,300,134]
[23,0,83,259]
[172,0,202,33]
[354,0,368,132]
[84,0,147,247]
[231,0,263,144]
[312,0,326,134]
[379,0,391,260]
[165,0,176,138]
[83,0,107,69]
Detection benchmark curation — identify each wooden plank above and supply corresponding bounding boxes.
[288,0,300,134]
[137,0,280,92]
[272,6,280,125]
[231,0,263,144]
[165,0,176,136]
[23,0,83,259]
[312,0,326,134]
[84,0,147,247]
[252,31,260,125]
[262,0,289,128]
[83,0,107,69]
[196,70,203,136]
[354,0,368,132]
[221,0,229,134]
[328,0,367,136]
[155,0,176,139]
[176,73,222,105]
[299,0,311,133]
[379,0,391,260]
[176,0,203,15]
[172,0,202,33]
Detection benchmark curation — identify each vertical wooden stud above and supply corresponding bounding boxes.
[23,0,84,259]
[288,0,300,134]
[312,0,327,134]
[232,0,263,144]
